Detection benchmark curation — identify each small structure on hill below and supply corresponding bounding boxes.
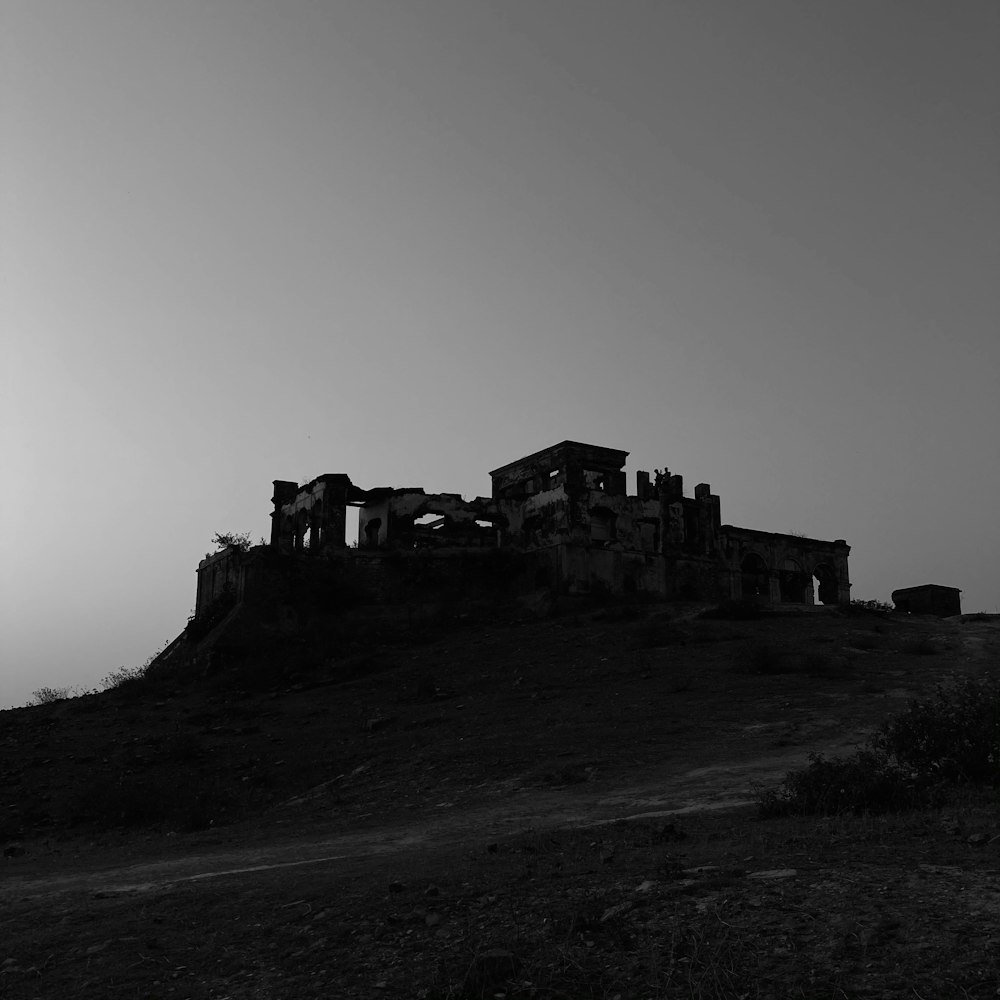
[195,440,851,618]
[891,584,962,617]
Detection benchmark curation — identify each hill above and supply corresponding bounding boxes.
[2,602,999,998]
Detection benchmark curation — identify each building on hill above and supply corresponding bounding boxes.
[891,584,962,617]
[195,440,851,616]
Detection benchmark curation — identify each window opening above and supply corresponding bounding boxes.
[414,513,446,530]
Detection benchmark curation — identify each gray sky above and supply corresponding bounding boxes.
[3,0,998,707]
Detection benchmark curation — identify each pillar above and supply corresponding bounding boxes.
[270,480,298,550]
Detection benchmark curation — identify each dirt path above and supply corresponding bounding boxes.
[1,743,838,903]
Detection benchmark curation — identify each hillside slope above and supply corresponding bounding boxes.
[2,604,999,999]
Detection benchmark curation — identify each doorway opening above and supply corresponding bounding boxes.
[741,553,769,601]
[813,564,838,605]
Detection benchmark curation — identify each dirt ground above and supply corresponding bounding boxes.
[2,605,999,998]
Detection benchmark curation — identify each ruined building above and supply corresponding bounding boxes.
[196,441,850,618]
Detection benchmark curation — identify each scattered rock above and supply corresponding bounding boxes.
[601,901,633,922]
[967,832,990,847]
[747,869,798,880]
[918,864,962,875]
[3,843,25,858]
[388,881,406,894]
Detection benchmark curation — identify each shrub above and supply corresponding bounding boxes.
[872,674,1000,784]
[100,641,172,696]
[759,673,1000,816]
[849,598,894,614]
[27,686,71,706]
[757,750,923,816]
[26,685,94,706]
[212,531,252,553]
[101,664,147,691]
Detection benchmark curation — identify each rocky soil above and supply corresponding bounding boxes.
[2,604,999,998]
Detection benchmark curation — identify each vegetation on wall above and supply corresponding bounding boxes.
[212,531,253,553]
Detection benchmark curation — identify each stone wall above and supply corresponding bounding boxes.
[256,439,851,606]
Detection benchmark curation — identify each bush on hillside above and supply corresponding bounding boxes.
[872,674,1000,784]
[757,749,925,816]
[849,599,894,614]
[26,685,95,706]
[759,672,1000,816]
[27,686,71,706]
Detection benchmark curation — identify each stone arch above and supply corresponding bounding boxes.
[779,557,808,603]
[741,552,770,601]
[812,562,839,605]
[364,516,382,547]
[294,508,309,552]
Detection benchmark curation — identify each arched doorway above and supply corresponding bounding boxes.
[363,517,382,547]
[741,553,770,601]
[812,563,838,605]
[779,558,807,603]
[294,509,309,552]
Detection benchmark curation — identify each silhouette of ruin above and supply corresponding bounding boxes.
[194,441,850,624]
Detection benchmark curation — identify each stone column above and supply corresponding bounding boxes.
[316,475,354,550]
[270,481,298,550]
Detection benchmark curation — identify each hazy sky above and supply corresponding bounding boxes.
[3,1,998,708]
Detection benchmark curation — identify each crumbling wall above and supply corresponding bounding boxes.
[721,528,851,605]
[195,547,244,616]
[256,439,850,607]
[359,489,504,550]
[271,475,364,553]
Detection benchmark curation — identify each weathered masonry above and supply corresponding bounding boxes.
[196,440,850,613]
[891,584,962,617]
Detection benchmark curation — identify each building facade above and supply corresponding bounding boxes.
[891,584,961,617]
[195,440,850,612]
